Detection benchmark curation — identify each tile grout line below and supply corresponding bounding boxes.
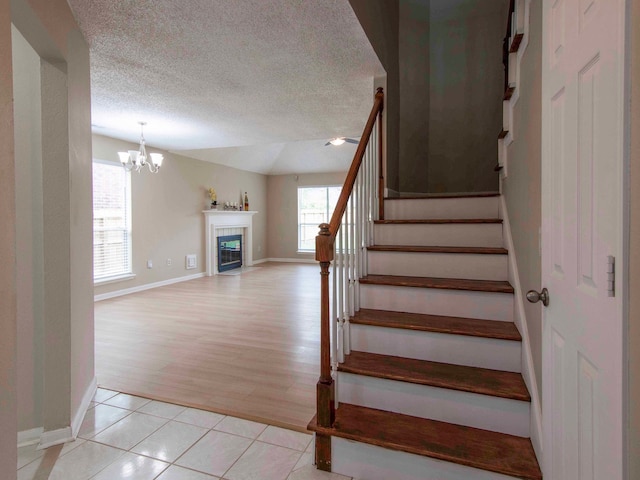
[20,390,317,480]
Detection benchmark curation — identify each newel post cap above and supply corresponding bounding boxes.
[315,224,334,262]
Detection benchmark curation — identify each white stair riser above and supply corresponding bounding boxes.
[374,223,503,248]
[331,437,520,480]
[368,251,508,280]
[359,284,513,321]
[385,196,500,220]
[349,324,521,372]
[338,373,529,437]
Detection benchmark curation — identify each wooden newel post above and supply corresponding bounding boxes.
[315,223,335,471]
[315,223,335,426]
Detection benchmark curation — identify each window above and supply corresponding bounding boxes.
[93,160,132,282]
[298,186,341,252]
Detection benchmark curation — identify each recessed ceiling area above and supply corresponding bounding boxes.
[68,0,384,173]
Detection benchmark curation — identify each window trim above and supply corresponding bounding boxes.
[92,158,133,284]
[297,185,341,253]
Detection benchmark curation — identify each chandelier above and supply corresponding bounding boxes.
[118,122,164,173]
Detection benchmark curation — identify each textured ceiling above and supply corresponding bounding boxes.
[67,0,383,173]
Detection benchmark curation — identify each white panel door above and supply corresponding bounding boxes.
[541,0,625,479]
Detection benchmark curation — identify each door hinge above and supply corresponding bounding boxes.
[607,255,615,297]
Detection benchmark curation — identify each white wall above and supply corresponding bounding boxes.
[629,0,640,475]
[93,135,268,296]
[501,1,543,396]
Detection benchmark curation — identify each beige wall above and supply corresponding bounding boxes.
[629,0,640,475]
[0,0,17,473]
[428,0,507,193]
[502,1,542,398]
[93,135,268,296]
[267,172,347,260]
[3,0,94,476]
[12,25,44,432]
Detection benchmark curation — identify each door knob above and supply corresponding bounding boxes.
[526,288,549,306]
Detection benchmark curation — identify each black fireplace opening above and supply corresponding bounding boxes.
[218,234,242,272]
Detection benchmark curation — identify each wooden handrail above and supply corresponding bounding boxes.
[327,88,384,240]
[313,88,384,472]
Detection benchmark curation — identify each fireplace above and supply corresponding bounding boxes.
[217,234,242,272]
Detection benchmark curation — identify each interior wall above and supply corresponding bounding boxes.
[348,0,400,193]
[428,0,508,193]
[266,172,347,261]
[66,27,93,426]
[502,1,543,399]
[12,24,44,433]
[629,0,640,475]
[93,135,268,296]
[10,0,94,445]
[398,0,430,193]
[0,0,18,474]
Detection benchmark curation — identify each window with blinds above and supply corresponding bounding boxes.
[93,160,132,282]
[297,186,341,252]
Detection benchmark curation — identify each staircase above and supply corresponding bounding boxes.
[309,193,542,480]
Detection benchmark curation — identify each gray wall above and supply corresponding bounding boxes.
[398,0,430,193]
[502,1,542,400]
[348,0,400,193]
[350,0,508,194]
[267,172,347,260]
[428,0,507,193]
[93,135,268,296]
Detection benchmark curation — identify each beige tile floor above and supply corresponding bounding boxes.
[17,388,351,480]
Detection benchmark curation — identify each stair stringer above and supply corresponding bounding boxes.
[499,194,543,464]
[498,0,531,177]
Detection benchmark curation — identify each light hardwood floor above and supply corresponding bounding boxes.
[95,262,321,432]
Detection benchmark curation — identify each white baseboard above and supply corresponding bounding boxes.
[38,426,73,450]
[36,376,97,450]
[17,427,43,448]
[95,272,206,301]
[262,257,316,264]
[499,195,543,462]
[71,377,97,439]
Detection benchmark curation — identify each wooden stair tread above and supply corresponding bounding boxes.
[308,403,542,480]
[339,351,530,401]
[504,86,516,100]
[351,308,521,341]
[510,32,524,53]
[384,192,500,200]
[374,218,503,225]
[368,245,508,255]
[360,275,514,294]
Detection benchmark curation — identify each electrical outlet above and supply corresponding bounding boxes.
[167,258,172,266]
[147,260,153,269]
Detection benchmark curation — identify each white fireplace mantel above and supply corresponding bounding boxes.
[203,210,257,275]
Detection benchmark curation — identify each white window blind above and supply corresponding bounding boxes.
[297,186,341,252]
[93,160,132,282]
